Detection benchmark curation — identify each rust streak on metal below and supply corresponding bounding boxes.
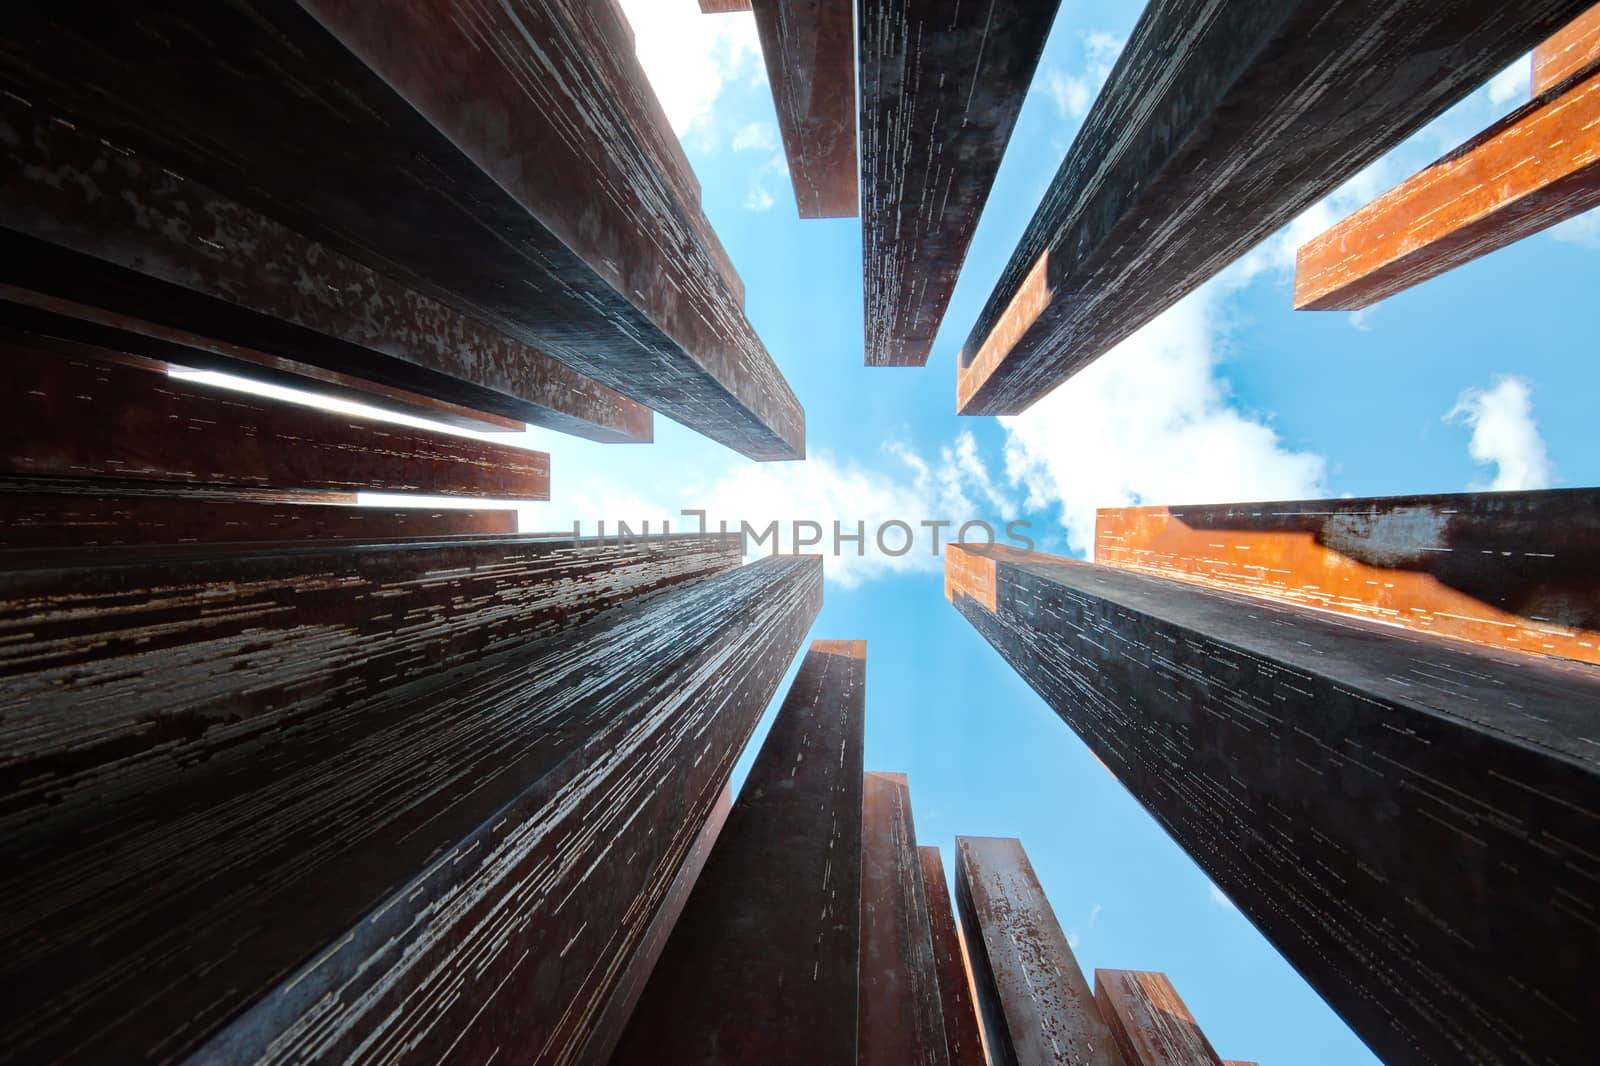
[1295,65,1600,310]
[1094,493,1600,665]
[1534,3,1600,94]
[753,0,859,218]
[1094,970,1224,1066]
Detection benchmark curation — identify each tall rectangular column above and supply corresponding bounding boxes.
[753,0,860,218]
[954,835,1122,1066]
[611,639,867,1066]
[1535,3,1600,93]
[859,0,1059,365]
[955,0,1593,416]
[946,544,1600,1065]
[1094,970,1223,1066]
[920,846,988,1066]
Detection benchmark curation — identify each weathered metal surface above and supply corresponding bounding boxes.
[0,553,822,1065]
[954,835,1122,1066]
[0,101,650,444]
[1094,971,1223,1066]
[0,490,516,552]
[701,0,754,11]
[955,0,1594,416]
[753,0,860,218]
[1295,65,1600,310]
[612,639,867,1065]
[946,544,1600,1065]
[859,0,1058,366]
[861,772,951,1066]
[0,2,804,459]
[0,532,742,840]
[920,846,988,1066]
[1535,3,1600,94]
[1095,491,1600,665]
[0,333,550,499]
[572,781,734,1066]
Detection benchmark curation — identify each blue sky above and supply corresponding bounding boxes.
[515,3,1600,1062]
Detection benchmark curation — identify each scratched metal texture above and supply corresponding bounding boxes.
[611,639,867,1066]
[1295,57,1600,310]
[0,532,742,846]
[955,0,1594,415]
[1093,970,1223,1066]
[860,771,951,1066]
[859,0,1059,366]
[948,547,1600,1065]
[1095,490,1600,665]
[0,553,822,1064]
[0,1,803,459]
[954,835,1123,1066]
[1535,3,1600,94]
[0,489,517,551]
[0,98,650,444]
[919,846,988,1066]
[0,332,551,499]
[752,0,860,218]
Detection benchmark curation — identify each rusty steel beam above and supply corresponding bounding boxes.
[860,772,951,1066]
[1295,63,1600,310]
[954,835,1122,1066]
[0,490,517,552]
[0,333,550,499]
[946,544,1600,1065]
[701,0,754,12]
[920,846,988,1066]
[0,533,742,840]
[0,553,822,1065]
[0,2,803,460]
[859,0,1059,366]
[0,102,651,444]
[611,639,867,1066]
[1094,491,1600,666]
[955,0,1593,416]
[1535,3,1600,94]
[1094,971,1224,1066]
[753,0,859,218]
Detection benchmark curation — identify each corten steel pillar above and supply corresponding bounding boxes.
[752,0,859,218]
[610,639,867,1066]
[1094,489,1600,665]
[1094,970,1224,1066]
[954,835,1123,1066]
[860,772,951,1066]
[0,554,822,1064]
[954,0,1594,416]
[1534,3,1600,94]
[946,544,1600,1065]
[858,0,1060,366]
[920,846,988,1066]
[0,1,805,460]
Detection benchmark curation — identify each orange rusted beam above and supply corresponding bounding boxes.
[1094,492,1600,665]
[1295,62,1600,310]
[699,0,752,11]
[1535,3,1600,94]
[1095,970,1224,1066]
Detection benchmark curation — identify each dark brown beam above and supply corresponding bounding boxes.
[1534,3,1600,94]
[0,333,550,499]
[919,846,987,1066]
[0,553,822,1064]
[859,0,1059,366]
[1095,970,1224,1066]
[1294,63,1600,310]
[861,772,951,1066]
[955,0,1594,415]
[0,1,803,459]
[0,101,651,444]
[0,533,742,838]
[954,835,1123,1066]
[611,639,867,1066]
[947,545,1600,1065]
[753,1,860,218]
[0,490,517,553]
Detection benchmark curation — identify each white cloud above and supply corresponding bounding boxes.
[1043,31,1124,120]
[1448,377,1554,491]
[1486,55,1531,107]
[743,152,789,212]
[1000,284,1328,555]
[1550,208,1600,249]
[617,0,762,139]
[743,185,776,212]
[731,121,777,153]
[1208,882,1236,910]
